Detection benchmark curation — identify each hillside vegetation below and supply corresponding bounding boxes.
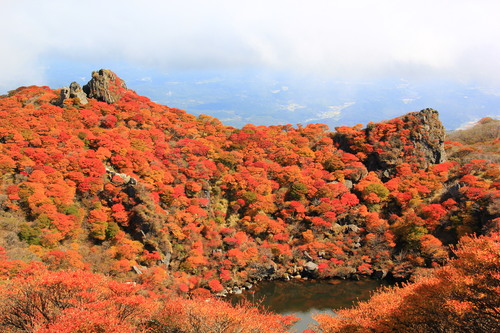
[0,70,498,332]
[446,117,500,164]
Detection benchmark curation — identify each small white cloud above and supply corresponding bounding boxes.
[401,98,415,104]
[140,77,152,82]
[280,103,305,112]
[281,86,289,91]
[305,102,355,122]
[271,89,281,94]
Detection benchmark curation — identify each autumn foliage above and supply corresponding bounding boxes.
[314,233,500,332]
[0,71,498,331]
[0,263,295,332]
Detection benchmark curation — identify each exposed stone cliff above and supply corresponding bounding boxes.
[57,69,128,105]
[335,108,446,178]
[82,69,128,104]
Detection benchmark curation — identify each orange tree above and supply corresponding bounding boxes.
[314,232,500,333]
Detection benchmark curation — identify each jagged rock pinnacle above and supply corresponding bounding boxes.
[57,81,88,105]
[82,69,128,104]
[409,108,446,164]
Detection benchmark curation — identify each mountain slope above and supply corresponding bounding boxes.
[0,70,498,294]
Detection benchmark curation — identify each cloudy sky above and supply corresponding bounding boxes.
[2,0,500,129]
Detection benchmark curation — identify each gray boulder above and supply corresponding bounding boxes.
[304,261,318,272]
[69,81,88,104]
[57,82,88,105]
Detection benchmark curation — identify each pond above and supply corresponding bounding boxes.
[230,278,389,332]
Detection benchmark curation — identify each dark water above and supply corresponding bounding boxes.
[230,279,388,332]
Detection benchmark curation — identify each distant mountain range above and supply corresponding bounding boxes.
[40,63,500,130]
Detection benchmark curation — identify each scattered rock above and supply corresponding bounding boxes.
[216,290,228,297]
[132,266,143,275]
[372,269,388,279]
[346,224,360,233]
[303,251,313,261]
[304,261,318,272]
[106,167,137,186]
[267,262,278,275]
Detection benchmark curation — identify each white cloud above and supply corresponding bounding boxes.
[1,0,500,91]
[280,103,305,112]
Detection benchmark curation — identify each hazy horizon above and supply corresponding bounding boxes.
[2,0,500,129]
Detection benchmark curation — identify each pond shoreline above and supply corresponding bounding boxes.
[218,270,397,297]
[228,277,392,332]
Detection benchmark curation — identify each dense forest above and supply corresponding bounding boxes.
[0,69,498,332]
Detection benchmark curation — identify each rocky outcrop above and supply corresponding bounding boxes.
[408,108,446,164]
[367,108,445,173]
[69,82,89,104]
[83,69,128,103]
[57,81,88,105]
[335,108,446,178]
[56,69,127,105]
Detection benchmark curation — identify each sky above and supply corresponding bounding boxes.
[1,0,500,129]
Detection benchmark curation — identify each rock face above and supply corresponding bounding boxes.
[58,81,88,105]
[335,108,446,178]
[406,108,446,164]
[366,108,446,172]
[69,82,88,104]
[57,69,127,105]
[83,69,128,104]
